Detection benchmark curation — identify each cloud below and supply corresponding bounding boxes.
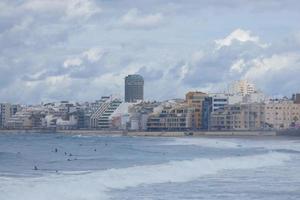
[236,53,300,95]
[119,8,164,29]
[215,29,268,49]
[63,58,83,69]
[243,53,300,81]
[64,0,101,20]
[82,48,105,63]
[1,0,300,103]
[22,0,100,20]
[62,47,105,69]
[190,51,204,65]
[230,59,246,73]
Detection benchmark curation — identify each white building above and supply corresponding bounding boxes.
[90,97,123,129]
[230,80,256,96]
[110,102,136,130]
[265,99,300,129]
[0,103,11,128]
[56,115,78,130]
[0,103,21,128]
[210,93,228,111]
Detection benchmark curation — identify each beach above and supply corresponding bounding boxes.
[1,132,300,200]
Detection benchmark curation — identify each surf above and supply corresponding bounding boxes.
[0,152,291,200]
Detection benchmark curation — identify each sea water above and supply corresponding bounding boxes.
[0,133,300,200]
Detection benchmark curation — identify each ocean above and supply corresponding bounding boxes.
[0,133,300,200]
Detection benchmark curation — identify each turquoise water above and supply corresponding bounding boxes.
[0,133,300,199]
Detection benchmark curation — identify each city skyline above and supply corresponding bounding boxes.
[1,2,300,199]
[1,0,300,104]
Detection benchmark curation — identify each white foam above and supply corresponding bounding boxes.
[162,138,240,148]
[246,140,300,152]
[0,152,291,200]
[162,137,300,152]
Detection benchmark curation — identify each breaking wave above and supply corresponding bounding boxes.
[162,138,241,148]
[162,137,300,152]
[0,152,291,200]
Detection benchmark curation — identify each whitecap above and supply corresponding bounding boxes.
[0,152,291,200]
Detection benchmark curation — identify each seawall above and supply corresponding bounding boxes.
[125,131,277,137]
[0,129,286,137]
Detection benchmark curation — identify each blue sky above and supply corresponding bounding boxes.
[1,0,300,103]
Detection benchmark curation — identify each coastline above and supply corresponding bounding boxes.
[0,129,279,137]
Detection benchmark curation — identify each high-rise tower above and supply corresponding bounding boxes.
[125,74,144,102]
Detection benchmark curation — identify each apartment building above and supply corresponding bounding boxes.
[210,103,265,131]
[147,104,194,131]
[90,97,123,129]
[265,99,300,129]
[185,91,209,129]
[230,80,256,96]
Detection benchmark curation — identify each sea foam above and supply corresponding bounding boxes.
[0,152,291,200]
[162,137,300,152]
[161,138,240,148]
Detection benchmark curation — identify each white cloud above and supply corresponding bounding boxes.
[63,58,83,68]
[190,51,204,65]
[63,47,104,69]
[215,28,268,49]
[230,59,247,73]
[82,48,104,63]
[179,63,190,80]
[22,0,100,20]
[120,8,164,29]
[243,53,300,80]
[1,1,300,103]
[65,0,101,20]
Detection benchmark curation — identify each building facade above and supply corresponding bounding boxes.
[293,93,300,104]
[210,93,229,112]
[90,97,123,129]
[230,80,256,96]
[0,103,11,128]
[210,103,265,131]
[125,74,144,103]
[147,104,194,131]
[265,99,300,129]
[185,91,209,129]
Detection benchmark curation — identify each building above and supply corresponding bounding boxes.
[10,104,21,116]
[109,102,136,130]
[265,99,300,129]
[210,93,229,112]
[230,80,256,96]
[147,104,194,131]
[0,103,11,128]
[202,97,213,130]
[292,93,300,104]
[90,97,123,129]
[185,91,209,129]
[56,115,78,130]
[125,74,144,102]
[210,103,265,131]
[0,103,21,128]
[128,101,161,131]
[5,110,46,130]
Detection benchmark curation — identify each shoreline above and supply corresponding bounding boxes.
[0,129,282,137]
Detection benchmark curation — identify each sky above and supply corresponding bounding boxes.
[1,0,300,104]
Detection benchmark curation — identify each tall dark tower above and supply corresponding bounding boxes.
[125,74,144,102]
